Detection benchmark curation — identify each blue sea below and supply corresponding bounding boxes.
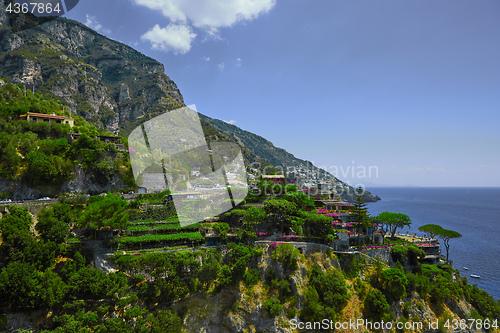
[366,187,500,301]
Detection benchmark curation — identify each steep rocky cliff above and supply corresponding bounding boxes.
[0,10,183,134]
[0,11,377,201]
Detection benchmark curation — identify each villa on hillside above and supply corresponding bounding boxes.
[318,199,354,223]
[314,198,384,245]
[20,112,74,127]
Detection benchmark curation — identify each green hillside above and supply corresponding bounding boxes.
[0,82,133,197]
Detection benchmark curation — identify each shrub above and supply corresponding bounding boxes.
[244,268,260,288]
[243,206,266,223]
[364,288,392,322]
[263,298,283,317]
[379,268,408,303]
[391,244,426,266]
[301,264,348,322]
[272,243,300,271]
[466,285,500,320]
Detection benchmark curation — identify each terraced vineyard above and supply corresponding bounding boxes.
[111,209,207,250]
[126,223,201,232]
[111,232,205,249]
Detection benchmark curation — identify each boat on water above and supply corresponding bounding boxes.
[464,267,468,270]
[470,274,480,278]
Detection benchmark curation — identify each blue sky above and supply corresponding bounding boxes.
[64,0,500,187]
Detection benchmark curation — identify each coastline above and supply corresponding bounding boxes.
[366,186,500,301]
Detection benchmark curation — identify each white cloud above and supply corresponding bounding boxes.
[84,14,112,35]
[135,0,276,53]
[203,56,211,61]
[135,0,276,28]
[141,24,197,54]
[224,120,237,125]
[218,62,225,71]
[85,14,102,31]
[235,57,242,67]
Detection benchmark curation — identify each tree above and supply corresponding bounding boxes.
[437,228,462,263]
[391,244,426,266]
[0,261,40,310]
[0,206,33,255]
[38,270,68,308]
[78,194,129,233]
[283,191,314,210]
[212,222,229,246]
[264,199,297,234]
[238,223,257,243]
[24,150,58,185]
[375,212,412,240]
[301,264,349,322]
[364,289,392,322]
[272,243,300,271]
[262,298,283,317]
[418,224,462,263]
[2,142,21,178]
[418,224,442,239]
[353,187,370,246]
[353,187,369,223]
[36,206,70,244]
[300,211,332,239]
[149,310,182,333]
[379,268,409,302]
[243,206,266,223]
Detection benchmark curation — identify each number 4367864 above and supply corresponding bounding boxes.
[444,319,498,330]
[6,2,62,14]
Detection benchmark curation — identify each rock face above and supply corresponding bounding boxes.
[0,15,379,201]
[0,164,125,199]
[59,165,125,195]
[0,16,184,134]
[0,177,42,200]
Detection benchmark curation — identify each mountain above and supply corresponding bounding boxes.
[199,115,378,202]
[0,8,183,135]
[0,12,378,201]
[200,115,315,168]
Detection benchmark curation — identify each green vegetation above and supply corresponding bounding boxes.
[364,288,392,322]
[128,204,177,221]
[271,243,300,271]
[300,263,349,322]
[262,297,283,317]
[0,187,498,332]
[391,244,426,266]
[111,232,205,249]
[0,124,497,332]
[36,203,74,243]
[419,224,462,262]
[374,211,412,239]
[0,83,131,191]
[78,194,129,231]
[379,267,409,302]
[126,222,200,232]
[243,206,267,223]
